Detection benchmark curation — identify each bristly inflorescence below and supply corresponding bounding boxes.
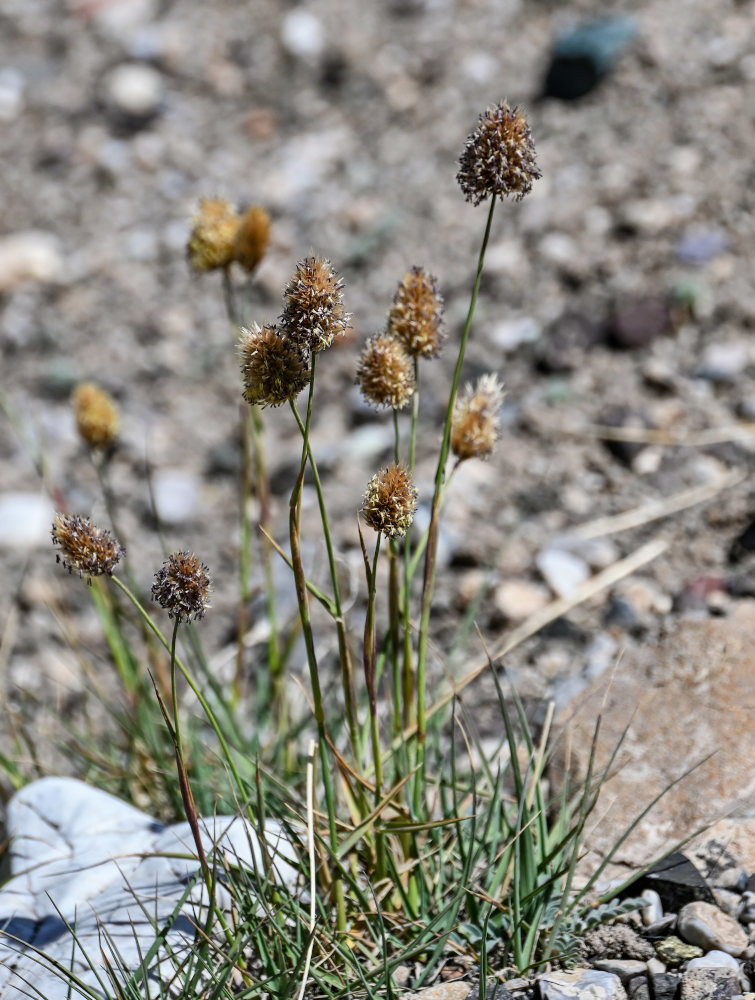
[356,334,414,409]
[280,256,350,353]
[451,373,505,462]
[233,205,271,273]
[387,266,445,359]
[152,551,212,624]
[457,101,541,206]
[238,322,311,408]
[73,383,119,450]
[52,513,124,581]
[187,198,240,272]
[361,463,418,538]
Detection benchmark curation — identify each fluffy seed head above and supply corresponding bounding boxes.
[187,198,239,272]
[152,551,211,624]
[238,322,310,408]
[73,382,119,449]
[232,205,271,273]
[451,373,505,462]
[52,513,124,580]
[387,266,445,359]
[280,256,349,352]
[457,102,541,206]
[361,464,418,538]
[356,334,414,409]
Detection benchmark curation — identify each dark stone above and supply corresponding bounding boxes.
[628,977,651,1000]
[604,596,642,631]
[535,311,604,374]
[634,852,715,911]
[728,516,755,563]
[725,572,755,597]
[599,407,650,466]
[608,298,672,350]
[543,15,638,100]
[672,575,727,613]
[650,973,679,999]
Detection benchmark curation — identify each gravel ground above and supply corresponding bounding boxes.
[1,0,755,782]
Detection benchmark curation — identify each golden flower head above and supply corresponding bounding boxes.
[152,551,211,624]
[187,197,239,272]
[457,102,541,206]
[232,204,271,273]
[356,334,414,409]
[361,463,418,539]
[451,373,505,462]
[387,266,445,359]
[280,256,349,352]
[238,322,310,408]
[52,513,124,581]
[73,382,119,450]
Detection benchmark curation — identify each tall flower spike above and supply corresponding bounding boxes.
[152,551,211,623]
[356,334,414,409]
[280,256,350,352]
[73,382,119,450]
[387,266,445,359]
[238,322,311,408]
[451,373,505,462]
[361,463,418,539]
[187,198,239,272]
[232,205,271,273]
[52,513,124,580]
[457,102,541,205]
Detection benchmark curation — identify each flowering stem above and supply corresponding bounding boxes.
[289,380,347,934]
[414,195,496,810]
[363,531,386,880]
[401,359,420,728]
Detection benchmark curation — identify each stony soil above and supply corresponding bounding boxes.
[1,0,755,790]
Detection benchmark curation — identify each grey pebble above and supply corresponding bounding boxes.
[538,968,627,999]
[103,62,164,120]
[535,547,591,599]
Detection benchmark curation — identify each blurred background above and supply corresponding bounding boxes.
[0,0,754,763]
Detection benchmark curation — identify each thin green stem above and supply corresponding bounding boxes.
[364,532,386,881]
[401,360,419,729]
[414,195,497,811]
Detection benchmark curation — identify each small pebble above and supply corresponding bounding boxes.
[655,936,704,966]
[686,949,740,971]
[535,548,590,599]
[738,890,755,924]
[280,9,325,61]
[104,62,164,120]
[677,900,749,957]
[695,340,750,383]
[679,967,739,1000]
[493,579,550,623]
[0,230,63,292]
[538,968,627,1000]
[641,888,664,926]
[0,493,56,549]
[152,468,201,524]
[488,316,542,353]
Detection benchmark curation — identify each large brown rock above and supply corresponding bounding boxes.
[551,602,755,873]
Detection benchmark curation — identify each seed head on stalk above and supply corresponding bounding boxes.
[73,383,119,450]
[356,334,414,409]
[387,266,445,359]
[52,514,124,581]
[457,101,541,205]
[361,463,418,539]
[187,197,240,272]
[238,322,311,408]
[152,551,212,624]
[280,256,349,352]
[451,373,505,462]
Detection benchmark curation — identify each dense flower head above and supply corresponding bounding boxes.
[451,373,505,462]
[73,382,119,450]
[280,256,349,352]
[238,322,311,408]
[361,463,418,539]
[457,102,541,206]
[233,204,271,273]
[187,198,240,272]
[356,334,414,409]
[387,266,445,359]
[152,551,211,624]
[52,513,124,580]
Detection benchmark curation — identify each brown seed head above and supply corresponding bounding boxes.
[457,102,541,206]
[356,334,414,409]
[187,198,239,272]
[238,322,310,408]
[388,266,445,359]
[361,463,418,538]
[280,256,349,352]
[451,373,505,462]
[232,205,271,273]
[152,551,211,624]
[73,382,119,450]
[52,513,124,580]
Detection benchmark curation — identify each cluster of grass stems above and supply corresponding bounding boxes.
[0,103,680,1000]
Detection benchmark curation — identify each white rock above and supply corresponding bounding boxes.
[0,777,298,999]
[489,316,542,352]
[535,548,590,599]
[687,949,740,971]
[641,887,664,926]
[0,231,63,292]
[696,340,751,383]
[281,10,325,61]
[0,67,24,121]
[677,900,749,957]
[152,468,200,524]
[539,968,627,999]
[104,62,164,119]
[0,493,56,549]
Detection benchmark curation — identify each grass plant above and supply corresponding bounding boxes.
[0,101,671,999]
